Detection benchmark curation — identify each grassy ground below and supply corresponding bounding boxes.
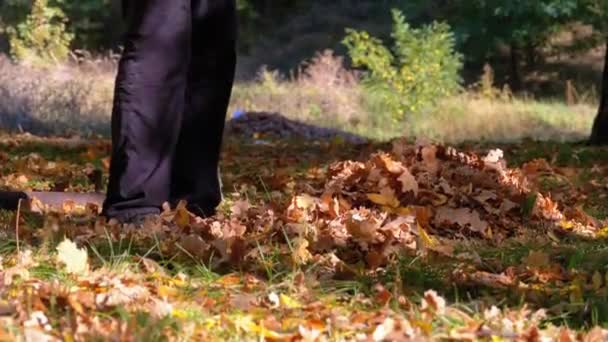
[0,52,598,144]
[0,50,605,340]
[1,133,608,340]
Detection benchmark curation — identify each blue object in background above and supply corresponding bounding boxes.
[232,109,246,120]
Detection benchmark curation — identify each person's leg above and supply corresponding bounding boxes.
[170,0,237,217]
[103,0,192,221]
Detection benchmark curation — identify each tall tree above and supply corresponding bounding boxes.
[404,0,577,89]
[584,0,608,144]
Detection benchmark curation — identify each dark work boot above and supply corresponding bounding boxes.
[107,209,161,226]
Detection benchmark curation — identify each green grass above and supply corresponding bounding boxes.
[403,96,595,144]
[0,52,600,145]
[231,75,597,143]
[4,126,608,338]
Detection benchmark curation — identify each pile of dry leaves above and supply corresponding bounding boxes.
[226,111,367,143]
[143,139,600,272]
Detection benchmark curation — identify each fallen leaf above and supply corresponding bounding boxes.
[483,149,504,164]
[231,199,250,218]
[280,294,302,309]
[267,292,280,308]
[174,201,191,228]
[346,210,382,242]
[372,317,395,341]
[398,167,419,195]
[592,271,603,291]
[292,237,313,266]
[299,324,322,342]
[434,207,488,233]
[178,234,210,259]
[421,290,446,315]
[56,238,88,275]
[367,192,399,208]
[420,145,440,174]
[374,284,392,306]
[524,251,550,269]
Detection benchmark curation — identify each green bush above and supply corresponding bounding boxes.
[343,9,463,119]
[8,0,73,65]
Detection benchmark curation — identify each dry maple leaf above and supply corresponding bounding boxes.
[298,325,322,342]
[381,216,414,241]
[533,194,563,221]
[95,282,149,308]
[319,192,340,218]
[374,153,405,174]
[178,234,211,259]
[231,199,250,218]
[372,317,396,341]
[397,167,418,195]
[212,237,247,265]
[421,290,446,315]
[56,238,89,275]
[174,200,191,228]
[483,149,504,164]
[287,194,318,221]
[367,191,400,209]
[345,209,382,243]
[434,207,488,233]
[420,145,440,175]
[292,237,313,266]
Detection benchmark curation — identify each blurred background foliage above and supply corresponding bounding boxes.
[1,0,608,140]
[1,0,604,81]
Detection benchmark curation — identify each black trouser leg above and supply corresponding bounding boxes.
[170,0,237,216]
[103,0,192,219]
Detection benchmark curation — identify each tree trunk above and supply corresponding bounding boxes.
[525,41,539,69]
[589,40,608,145]
[509,42,522,91]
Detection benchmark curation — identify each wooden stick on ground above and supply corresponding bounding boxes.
[15,198,21,255]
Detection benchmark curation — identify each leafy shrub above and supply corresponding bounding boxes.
[8,0,73,65]
[343,9,463,119]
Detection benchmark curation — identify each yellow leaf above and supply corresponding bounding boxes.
[235,315,286,339]
[172,309,189,320]
[485,227,493,239]
[411,319,433,335]
[295,194,316,210]
[598,226,608,238]
[174,201,190,228]
[395,207,413,216]
[560,220,574,230]
[569,283,584,304]
[417,224,436,247]
[367,193,399,208]
[592,271,603,291]
[56,238,88,275]
[280,293,302,309]
[158,285,178,299]
[217,274,241,286]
